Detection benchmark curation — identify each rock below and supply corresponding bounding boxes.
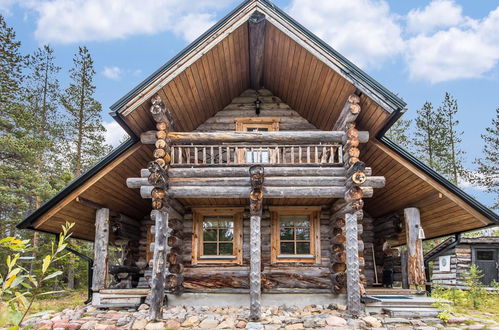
[138,304,149,311]
[80,321,98,330]
[362,315,382,328]
[145,322,165,330]
[165,319,181,329]
[302,318,316,328]
[132,319,148,330]
[68,323,82,330]
[236,320,248,328]
[218,318,236,328]
[181,316,200,327]
[284,323,304,329]
[245,321,263,329]
[447,317,467,324]
[199,318,219,328]
[35,320,54,329]
[336,304,347,311]
[326,316,347,327]
[348,319,366,329]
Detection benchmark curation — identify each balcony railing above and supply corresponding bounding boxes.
[170,144,342,166]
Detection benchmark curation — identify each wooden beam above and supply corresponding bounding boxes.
[345,212,361,313]
[333,94,361,131]
[249,165,264,321]
[127,176,385,188]
[140,131,369,145]
[404,207,425,287]
[91,208,109,305]
[140,167,369,178]
[148,210,169,320]
[248,11,266,90]
[139,185,374,199]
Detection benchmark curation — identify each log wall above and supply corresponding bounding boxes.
[180,206,332,291]
[373,214,403,286]
[430,245,471,287]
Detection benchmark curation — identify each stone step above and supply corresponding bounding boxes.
[383,307,440,318]
[93,303,141,309]
[100,289,150,295]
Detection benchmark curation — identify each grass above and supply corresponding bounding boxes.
[28,290,87,316]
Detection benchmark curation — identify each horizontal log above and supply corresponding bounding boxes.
[127,176,385,188]
[140,167,372,178]
[140,186,374,199]
[140,131,369,145]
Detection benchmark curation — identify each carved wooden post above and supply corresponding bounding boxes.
[149,210,169,320]
[404,208,425,287]
[249,165,264,321]
[330,94,366,313]
[345,213,361,313]
[92,208,109,305]
[147,94,177,320]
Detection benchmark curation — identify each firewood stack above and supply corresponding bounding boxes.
[329,94,366,304]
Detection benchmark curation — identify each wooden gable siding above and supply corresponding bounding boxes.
[123,23,250,135]
[120,21,390,138]
[33,143,152,241]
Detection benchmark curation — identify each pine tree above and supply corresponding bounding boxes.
[0,15,34,236]
[414,101,446,172]
[473,109,499,210]
[438,93,465,185]
[61,46,111,177]
[385,116,411,149]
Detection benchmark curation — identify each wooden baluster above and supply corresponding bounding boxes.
[179,147,182,164]
[227,146,230,164]
[187,147,190,164]
[219,146,222,164]
[299,146,302,164]
[194,147,198,165]
[315,146,319,163]
[210,146,214,164]
[171,146,175,165]
[203,147,206,165]
[338,145,343,164]
[291,146,295,164]
[277,147,280,164]
[307,146,311,163]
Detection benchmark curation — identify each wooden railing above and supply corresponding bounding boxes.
[170,144,342,166]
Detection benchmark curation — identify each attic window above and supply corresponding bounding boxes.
[235,117,280,132]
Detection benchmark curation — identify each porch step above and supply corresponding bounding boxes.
[93,303,141,309]
[94,289,149,309]
[382,307,440,318]
[364,294,445,315]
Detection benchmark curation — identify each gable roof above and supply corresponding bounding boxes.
[17,0,498,242]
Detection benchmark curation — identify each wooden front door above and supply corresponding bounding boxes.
[473,247,499,285]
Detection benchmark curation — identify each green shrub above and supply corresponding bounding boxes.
[463,265,489,309]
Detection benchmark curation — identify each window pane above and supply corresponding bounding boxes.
[203,229,217,241]
[477,250,494,260]
[294,216,310,227]
[203,243,217,255]
[296,227,310,240]
[219,228,234,241]
[218,217,234,228]
[296,242,310,254]
[280,242,294,254]
[280,227,294,240]
[203,218,218,228]
[280,216,295,226]
[219,243,233,255]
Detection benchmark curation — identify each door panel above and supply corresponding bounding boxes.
[474,248,498,285]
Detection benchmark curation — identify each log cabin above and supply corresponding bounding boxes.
[17,0,498,320]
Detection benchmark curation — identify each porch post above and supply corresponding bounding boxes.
[345,213,361,313]
[249,165,264,321]
[92,208,109,305]
[149,210,169,320]
[404,207,425,287]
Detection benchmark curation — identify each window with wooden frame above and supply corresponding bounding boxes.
[235,117,280,163]
[192,207,243,265]
[270,206,321,264]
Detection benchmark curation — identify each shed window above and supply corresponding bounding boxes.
[192,208,243,264]
[270,206,321,264]
[476,250,494,260]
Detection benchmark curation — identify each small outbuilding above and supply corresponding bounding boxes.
[426,237,499,288]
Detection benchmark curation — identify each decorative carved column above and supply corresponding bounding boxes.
[249,165,264,321]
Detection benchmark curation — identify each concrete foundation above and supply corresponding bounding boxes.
[167,293,346,307]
